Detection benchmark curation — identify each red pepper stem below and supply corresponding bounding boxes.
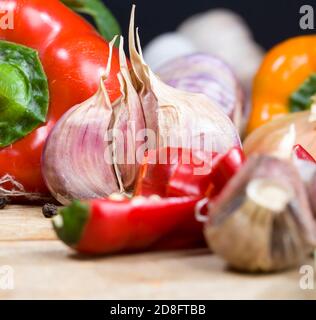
[52,200,89,247]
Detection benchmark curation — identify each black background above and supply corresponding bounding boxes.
[103,0,316,50]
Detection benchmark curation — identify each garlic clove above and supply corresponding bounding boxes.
[204,155,316,272]
[42,38,124,205]
[111,36,146,190]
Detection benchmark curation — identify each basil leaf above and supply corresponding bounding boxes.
[62,0,121,43]
[0,41,49,148]
[289,73,316,112]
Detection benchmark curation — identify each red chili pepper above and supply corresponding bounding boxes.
[208,147,246,197]
[53,196,201,254]
[134,147,217,197]
[0,0,121,198]
[293,144,316,163]
[166,152,219,198]
[134,148,178,197]
[132,147,245,251]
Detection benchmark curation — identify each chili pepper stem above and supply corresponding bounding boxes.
[52,201,89,247]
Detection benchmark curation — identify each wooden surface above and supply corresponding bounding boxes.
[0,205,316,300]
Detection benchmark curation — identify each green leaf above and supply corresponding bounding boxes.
[61,0,121,43]
[53,200,90,246]
[0,41,49,148]
[289,73,316,112]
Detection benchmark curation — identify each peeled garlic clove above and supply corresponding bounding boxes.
[129,6,241,153]
[204,155,316,272]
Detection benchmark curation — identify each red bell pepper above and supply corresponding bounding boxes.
[0,0,121,199]
[53,196,201,254]
[293,144,316,163]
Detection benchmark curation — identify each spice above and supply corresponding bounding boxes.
[42,204,58,218]
[201,155,316,272]
[53,196,201,254]
[0,198,8,210]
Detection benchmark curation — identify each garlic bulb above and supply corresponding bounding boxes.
[156,53,245,132]
[143,32,198,71]
[128,6,241,154]
[178,9,264,91]
[42,7,242,205]
[202,155,316,272]
[244,110,316,159]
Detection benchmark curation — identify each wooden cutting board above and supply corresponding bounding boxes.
[0,205,315,299]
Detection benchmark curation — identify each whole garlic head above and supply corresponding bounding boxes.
[203,155,316,272]
[178,9,264,91]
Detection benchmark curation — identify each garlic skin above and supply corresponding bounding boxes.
[244,111,316,160]
[129,7,241,154]
[296,158,316,218]
[308,172,316,217]
[156,53,245,132]
[178,9,264,91]
[112,37,146,191]
[203,155,316,272]
[143,32,198,71]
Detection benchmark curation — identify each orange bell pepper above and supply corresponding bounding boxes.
[247,35,316,134]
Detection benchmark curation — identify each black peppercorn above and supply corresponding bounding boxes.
[42,203,58,218]
[0,198,8,209]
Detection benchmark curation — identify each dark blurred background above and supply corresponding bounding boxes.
[103,0,315,50]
